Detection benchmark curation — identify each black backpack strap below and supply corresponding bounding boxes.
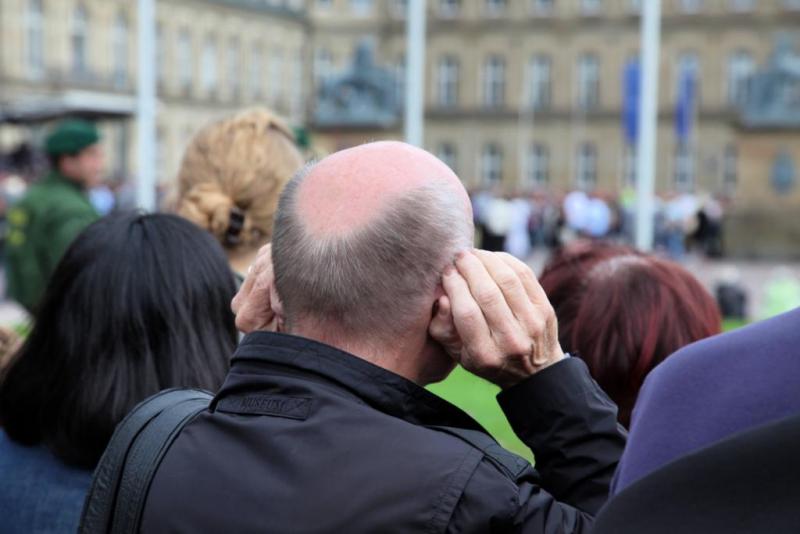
[427,425,532,480]
[78,388,212,534]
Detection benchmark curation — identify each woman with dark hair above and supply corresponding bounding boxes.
[0,212,237,533]
[539,242,721,427]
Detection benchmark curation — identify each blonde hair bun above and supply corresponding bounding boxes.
[176,108,305,250]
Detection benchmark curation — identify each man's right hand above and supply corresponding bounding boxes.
[231,243,282,334]
[429,250,565,390]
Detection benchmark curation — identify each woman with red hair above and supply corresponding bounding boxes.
[539,242,721,427]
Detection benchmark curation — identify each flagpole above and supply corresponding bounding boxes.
[404,0,426,146]
[635,0,661,251]
[136,0,157,211]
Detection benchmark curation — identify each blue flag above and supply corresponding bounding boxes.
[623,60,640,145]
[675,68,696,145]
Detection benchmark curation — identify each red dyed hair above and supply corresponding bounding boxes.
[540,242,721,427]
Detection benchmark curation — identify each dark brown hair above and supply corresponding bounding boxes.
[540,242,721,426]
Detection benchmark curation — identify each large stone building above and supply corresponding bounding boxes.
[310,0,800,199]
[2,0,800,213]
[0,0,307,184]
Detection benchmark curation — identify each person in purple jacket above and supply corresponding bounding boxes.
[612,306,800,493]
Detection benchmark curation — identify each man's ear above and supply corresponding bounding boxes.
[270,284,285,330]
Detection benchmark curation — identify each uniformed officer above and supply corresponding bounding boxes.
[6,119,103,313]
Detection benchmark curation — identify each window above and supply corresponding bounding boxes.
[392,0,407,17]
[729,0,754,11]
[178,30,193,92]
[316,0,332,8]
[228,38,241,99]
[350,0,374,16]
[25,0,44,77]
[437,143,458,173]
[676,52,701,105]
[576,143,597,190]
[727,50,754,105]
[532,0,554,15]
[437,56,460,107]
[250,44,264,98]
[526,144,550,186]
[481,144,503,185]
[680,0,702,12]
[155,24,165,86]
[394,55,406,105]
[315,48,333,83]
[290,52,304,119]
[527,54,552,110]
[483,55,506,108]
[581,0,601,15]
[155,128,166,183]
[269,50,284,104]
[485,0,507,16]
[577,53,600,110]
[674,144,694,191]
[438,0,460,17]
[623,145,637,186]
[202,36,218,96]
[723,144,737,192]
[72,5,89,74]
[629,0,641,13]
[112,13,129,87]
[785,0,800,10]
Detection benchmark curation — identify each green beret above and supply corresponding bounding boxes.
[45,119,101,156]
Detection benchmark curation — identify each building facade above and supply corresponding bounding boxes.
[2,0,800,209]
[310,0,800,198]
[0,0,308,184]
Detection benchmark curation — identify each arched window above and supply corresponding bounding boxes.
[250,43,264,99]
[437,143,458,173]
[72,5,89,74]
[577,53,600,110]
[437,55,460,107]
[527,54,552,110]
[227,38,241,99]
[314,48,333,83]
[526,144,550,187]
[25,0,44,76]
[112,12,129,87]
[727,50,754,105]
[481,143,503,185]
[178,29,193,92]
[576,143,597,191]
[201,36,218,95]
[483,55,506,108]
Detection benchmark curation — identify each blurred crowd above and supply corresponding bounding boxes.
[470,186,728,262]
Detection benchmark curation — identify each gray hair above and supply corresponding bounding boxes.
[272,164,472,339]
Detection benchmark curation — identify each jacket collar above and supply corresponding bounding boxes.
[44,170,86,193]
[222,331,486,432]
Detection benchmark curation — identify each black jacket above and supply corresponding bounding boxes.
[141,332,625,533]
[593,411,800,534]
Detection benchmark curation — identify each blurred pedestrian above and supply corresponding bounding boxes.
[175,109,304,279]
[482,192,512,252]
[540,242,721,426]
[504,195,532,259]
[5,119,103,313]
[0,213,238,533]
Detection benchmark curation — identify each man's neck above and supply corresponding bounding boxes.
[289,324,429,385]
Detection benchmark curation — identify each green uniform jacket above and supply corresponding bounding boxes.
[5,171,99,312]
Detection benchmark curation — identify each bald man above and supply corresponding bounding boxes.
[141,142,626,533]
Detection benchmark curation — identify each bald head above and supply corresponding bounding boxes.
[271,141,473,340]
[297,141,471,237]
